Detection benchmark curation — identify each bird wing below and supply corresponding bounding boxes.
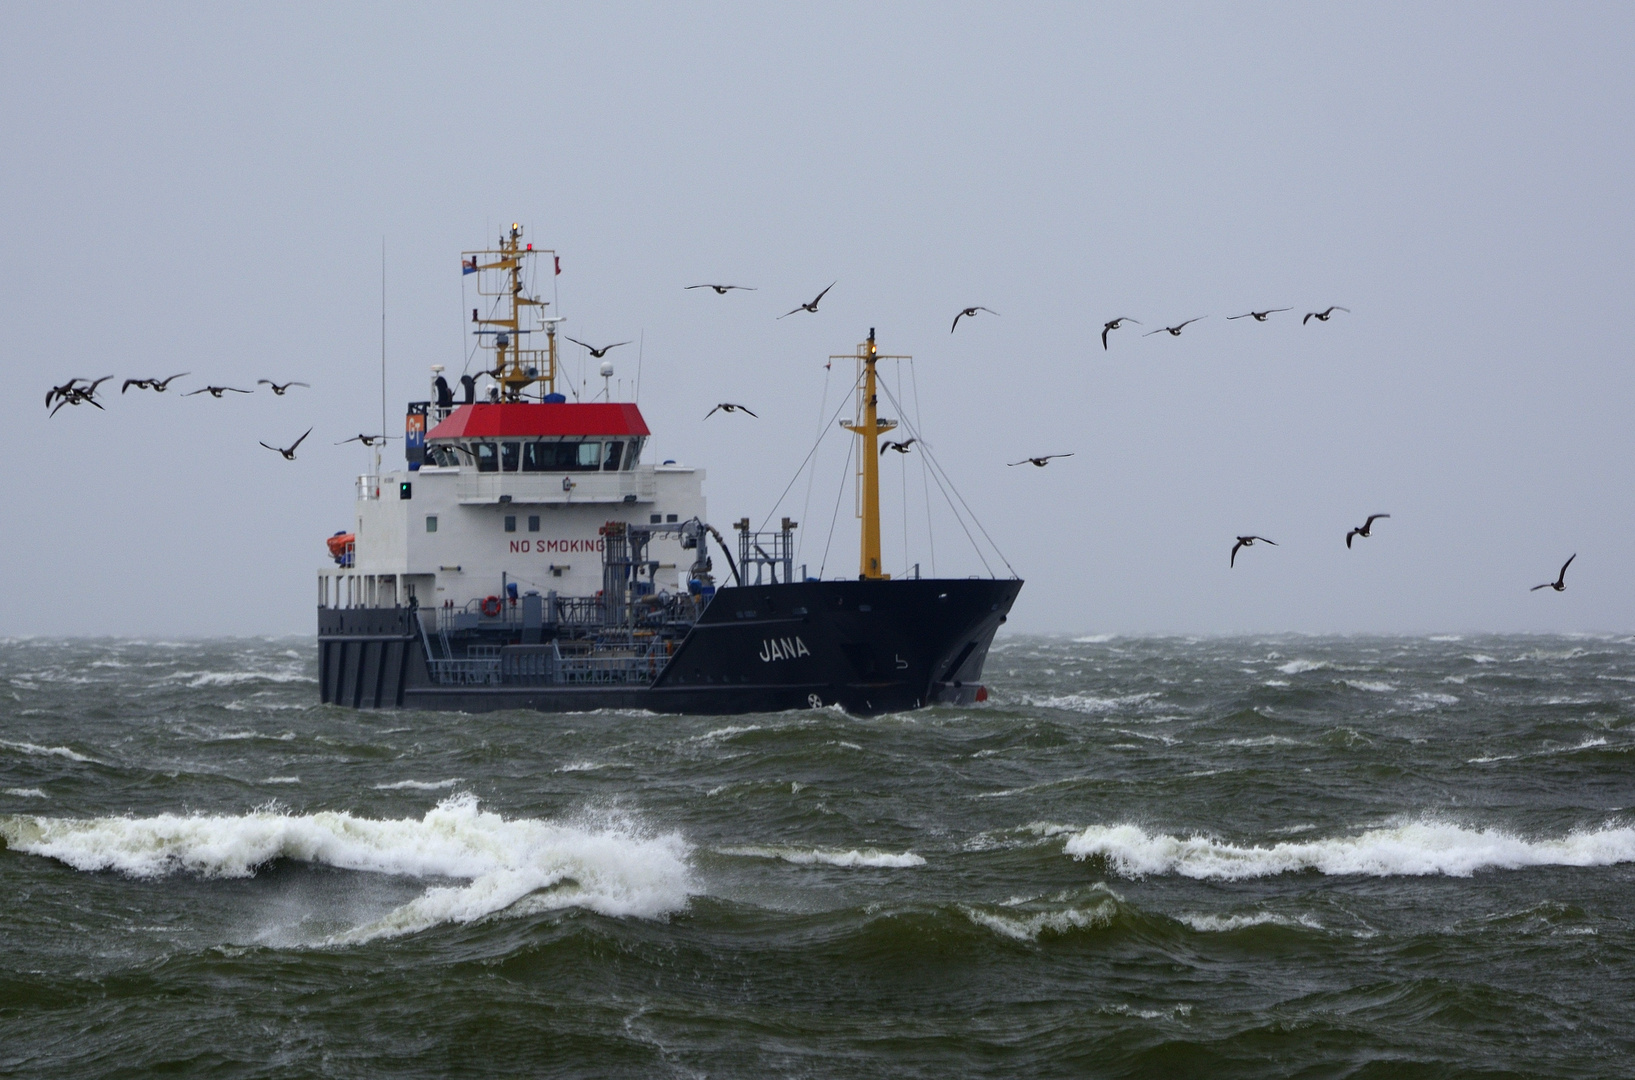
[1332,306,1351,314]
[1558,553,1576,583]
[683,285,710,290]
[1179,317,1205,329]
[880,442,890,455]
[258,379,274,386]
[183,388,208,396]
[259,442,278,452]
[1303,312,1316,324]
[290,428,312,452]
[739,406,758,417]
[334,436,360,444]
[1101,326,1110,349]
[289,382,310,388]
[564,337,591,350]
[1346,530,1357,548]
[1141,327,1165,336]
[704,405,722,419]
[1364,514,1390,528]
[950,312,964,333]
[1231,540,1243,567]
[812,282,835,306]
[86,376,113,394]
[1267,308,1292,314]
[121,379,143,393]
[158,373,188,388]
[1530,583,1552,591]
[1258,537,1278,545]
[1226,313,1253,320]
[605,342,631,351]
[777,306,803,319]
[1007,459,1027,467]
[227,387,251,393]
[978,307,998,316]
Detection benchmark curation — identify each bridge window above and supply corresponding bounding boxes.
[504,515,516,533]
[528,515,540,532]
[602,441,624,471]
[475,443,498,472]
[426,516,437,533]
[576,441,603,469]
[501,442,521,472]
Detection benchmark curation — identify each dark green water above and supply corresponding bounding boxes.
[3,634,1634,1078]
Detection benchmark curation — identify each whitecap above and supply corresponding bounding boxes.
[0,740,92,763]
[718,845,925,868]
[555,762,607,773]
[1276,659,1327,674]
[1177,911,1306,932]
[1263,679,1291,687]
[1024,691,1158,714]
[1073,634,1116,644]
[691,724,761,743]
[1427,635,1464,643]
[372,779,464,791]
[263,777,300,785]
[962,901,1115,941]
[0,794,694,944]
[1344,680,1395,693]
[1062,820,1635,880]
[4,788,47,799]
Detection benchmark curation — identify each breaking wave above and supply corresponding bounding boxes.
[1062,820,1635,880]
[719,845,926,868]
[0,794,693,943]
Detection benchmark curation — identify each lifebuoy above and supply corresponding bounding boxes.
[480,595,503,617]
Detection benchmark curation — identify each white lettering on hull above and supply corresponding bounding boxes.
[758,636,812,663]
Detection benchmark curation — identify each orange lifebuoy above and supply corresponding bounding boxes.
[480,595,503,617]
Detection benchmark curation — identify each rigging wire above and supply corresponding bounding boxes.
[878,377,1018,578]
[756,368,866,535]
[818,430,856,579]
[896,360,908,574]
[795,358,835,566]
[909,357,936,576]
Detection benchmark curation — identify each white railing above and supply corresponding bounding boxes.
[456,466,656,505]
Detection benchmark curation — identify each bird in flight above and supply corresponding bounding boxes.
[779,282,836,318]
[1145,317,1207,337]
[1009,453,1073,467]
[1303,306,1350,325]
[705,403,757,419]
[1346,513,1390,548]
[881,438,917,455]
[260,427,312,461]
[335,434,397,447]
[1227,308,1291,322]
[1102,318,1140,350]
[1230,535,1277,568]
[565,338,630,359]
[185,385,252,398]
[258,379,310,395]
[122,373,190,393]
[1530,554,1576,593]
[685,284,756,294]
[951,306,998,333]
[47,376,113,415]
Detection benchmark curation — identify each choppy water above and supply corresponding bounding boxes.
[4,634,1635,1078]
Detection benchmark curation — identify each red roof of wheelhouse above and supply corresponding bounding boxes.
[426,402,651,440]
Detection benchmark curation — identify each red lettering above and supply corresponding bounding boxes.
[510,541,522,553]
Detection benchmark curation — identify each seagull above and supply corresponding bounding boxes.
[564,338,630,359]
[1227,308,1292,322]
[1144,317,1206,337]
[259,427,312,461]
[1303,306,1350,325]
[335,434,397,446]
[779,282,835,318]
[122,372,190,393]
[951,306,998,333]
[258,379,310,395]
[1102,318,1140,350]
[881,438,916,455]
[1530,554,1576,593]
[1346,513,1390,548]
[685,284,756,294]
[705,403,757,419]
[1230,535,1277,568]
[185,386,252,398]
[47,376,113,415]
[46,378,85,408]
[1009,454,1073,467]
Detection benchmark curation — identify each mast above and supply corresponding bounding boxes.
[837,329,906,580]
[465,223,556,401]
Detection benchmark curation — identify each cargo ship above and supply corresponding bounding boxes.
[317,225,1021,715]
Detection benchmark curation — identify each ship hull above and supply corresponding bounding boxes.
[318,577,1020,716]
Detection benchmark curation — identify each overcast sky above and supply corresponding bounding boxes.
[3,3,1632,636]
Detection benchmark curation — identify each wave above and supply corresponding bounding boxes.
[170,670,317,688]
[1062,820,1635,880]
[0,794,692,944]
[1024,692,1159,714]
[1344,679,1395,693]
[372,779,462,791]
[0,739,92,763]
[719,845,926,868]
[960,899,1117,941]
[1276,659,1328,674]
[4,788,47,799]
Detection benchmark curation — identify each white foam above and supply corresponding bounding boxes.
[1344,679,1396,693]
[719,845,926,868]
[173,670,317,688]
[1277,659,1327,674]
[373,779,463,791]
[555,761,606,773]
[1262,679,1291,687]
[1073,634,1116,644]
[692,724,761,743]
[1467,654,1498,664]
[0,740,92,763]
[0,794,693,943]
[1177,911,1307,932]
[263,777,300,785]
[962,901,1116,941]
[1062,820,1635,880]
[4,788,47,799]
[1427,635,1464,642]
[1025,691,1158,714]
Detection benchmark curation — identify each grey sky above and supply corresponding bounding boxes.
[3,4,1631,636]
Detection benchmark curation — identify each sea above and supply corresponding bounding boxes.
[3,633,1634,1078]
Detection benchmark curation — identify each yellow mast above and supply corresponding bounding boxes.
[465,223,556,401]
[837,329,906,580]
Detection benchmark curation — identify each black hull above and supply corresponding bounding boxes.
[317,577,1021,716]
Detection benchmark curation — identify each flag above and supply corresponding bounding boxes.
[462,257,478,275]
[554,255,561,276]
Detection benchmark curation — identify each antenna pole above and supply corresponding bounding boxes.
[838,328,902,579]
[380,237,387,444]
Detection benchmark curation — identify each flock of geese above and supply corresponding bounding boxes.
[45,279,1578,594]
[43,374,388,457]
